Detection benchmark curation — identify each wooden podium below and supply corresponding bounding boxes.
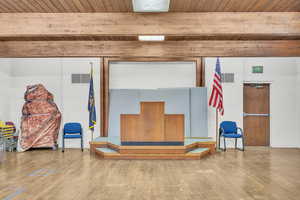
[120,102,184,145]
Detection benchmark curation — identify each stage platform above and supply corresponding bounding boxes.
[90,137,216,160]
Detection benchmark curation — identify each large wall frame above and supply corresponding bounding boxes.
[100,57,205,137]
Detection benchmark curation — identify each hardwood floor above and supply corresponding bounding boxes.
[1,147,300,200]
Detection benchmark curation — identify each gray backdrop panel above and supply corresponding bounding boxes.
[158,88,190,136]
[190,88,208,137]
[108,89,140,137]
[108,88,208,138]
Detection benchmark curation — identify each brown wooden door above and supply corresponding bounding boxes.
[243,84,270,146]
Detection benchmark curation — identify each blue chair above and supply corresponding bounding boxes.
[219,121,244,151]
[62,123,83,152]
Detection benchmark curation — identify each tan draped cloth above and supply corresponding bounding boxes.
[18,84,61,152]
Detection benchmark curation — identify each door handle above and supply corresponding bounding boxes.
[243,113,270,117]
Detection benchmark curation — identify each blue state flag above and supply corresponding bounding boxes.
[88,67,96,131]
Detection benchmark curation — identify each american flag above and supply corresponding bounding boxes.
[209,58,224,115]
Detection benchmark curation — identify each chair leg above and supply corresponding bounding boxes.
[241,137,245,151]
[223,137,226,151]
[236,137,245,151]
[218,134,221,150]
[62,137,65,153]
[235,138,237,149]
[81,137,83,152]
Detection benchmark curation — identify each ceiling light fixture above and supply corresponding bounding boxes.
[132,0,170,12]
[138,35,165,41]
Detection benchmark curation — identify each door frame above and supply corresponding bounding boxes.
[243,82,271,146]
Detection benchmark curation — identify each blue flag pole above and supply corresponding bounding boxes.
[88,62,96,141]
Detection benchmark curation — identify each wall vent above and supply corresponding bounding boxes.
[221,73,235,83]
[71,74,90,84]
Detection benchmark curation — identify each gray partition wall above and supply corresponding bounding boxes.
[108,88,208,138]
[190,88,208,137]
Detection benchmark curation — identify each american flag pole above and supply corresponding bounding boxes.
[209,57,224,151]
[216,109,219,150]
[89,62,95,141]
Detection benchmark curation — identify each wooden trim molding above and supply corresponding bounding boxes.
[201,57,206,86]
[100,58,109,137]
[100,57,204,137]
[196,58,202,87]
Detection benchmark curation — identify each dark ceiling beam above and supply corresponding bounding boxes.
[1,40,300,57]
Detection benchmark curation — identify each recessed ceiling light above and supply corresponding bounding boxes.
[133,0,170,12]
[138,35,165,41]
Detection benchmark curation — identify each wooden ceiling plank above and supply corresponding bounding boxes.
[47,0,65,12]
[40,0,61,12]
[81,0,95,12]
[1,0,23,12]
[242,0,260,12]
[95,0,107,11]
[25,0,47,12]
[56,0,74,12]
[0,1,15,12]
[101,0,114,12]
[60,0,79,12]
[204,0,219,12]
[263,0,281,12]
[168,0,176,12]
[123,0,133,12]
[85,0,98,11]
[169,0,183,12]
[214,0,230,12]
[51,0,71,12]
[188,0,204,12]
[183,0,193,12]
[119,0,133,12]
[72,0,86,12]
[112,0,125,12]
[33,0,56,12]
[210,0,223,12]
[9,0,32,12]
[0,0,299,12]
[292,1,300,11]
[255,0,275,12]
[279,0,300,12]
[20,0,44,12]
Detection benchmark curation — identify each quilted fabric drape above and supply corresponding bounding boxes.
[18,84,61,152]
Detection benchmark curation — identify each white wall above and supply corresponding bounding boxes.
[10,58,63,128]
[110,62,196,89]
[4,59,196,149]
[0,59,11,121]
[297,58,300,148]
[8,58,101,148]
[206,57,300,148]
[206,58,244,148]
[60,58,100,148]
[1,57,299,149]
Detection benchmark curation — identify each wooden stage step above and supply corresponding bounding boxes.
[95,147,210,160]
[91,140,215,160]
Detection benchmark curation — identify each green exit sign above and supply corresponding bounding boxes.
[252,66,263,74]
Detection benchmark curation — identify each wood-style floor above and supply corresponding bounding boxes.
[1,147,300,200]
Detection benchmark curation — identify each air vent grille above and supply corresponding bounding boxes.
[221,73,234,83]
[71,74,90,84]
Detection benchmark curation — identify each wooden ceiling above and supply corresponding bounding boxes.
[0,0,299,12]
